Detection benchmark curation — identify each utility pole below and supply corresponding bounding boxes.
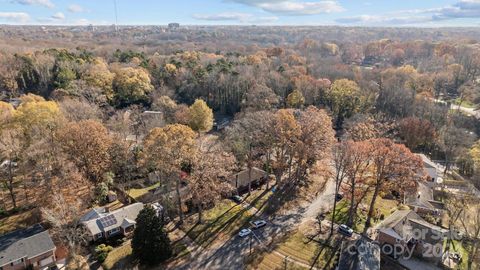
[113,0,118,33]
[249,233,252,255]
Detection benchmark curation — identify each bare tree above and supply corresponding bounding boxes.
[41,194,88,253]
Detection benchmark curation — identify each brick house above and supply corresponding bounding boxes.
[375,210,447,264]
[0,224,57,270]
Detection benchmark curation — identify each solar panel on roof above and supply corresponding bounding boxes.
[99,214,117,228]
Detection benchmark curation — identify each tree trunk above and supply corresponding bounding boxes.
[347,181,356,227]
[248,166,252,195]
[364,182,380,234]
[197,204,203,224]
[7,162,16,209]
[330,192,338,236]
[175,176,183,223]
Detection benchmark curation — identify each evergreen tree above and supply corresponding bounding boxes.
[132,205,172,265]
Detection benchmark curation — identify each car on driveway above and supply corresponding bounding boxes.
[338,224,353,237]
[250,220,267,229]
[231,195,242,204]
[238,228,252,237]
[335,193,343,202]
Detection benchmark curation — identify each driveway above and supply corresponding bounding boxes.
[303,177,336,219]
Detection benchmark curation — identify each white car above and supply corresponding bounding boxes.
[238,228,252,237]
[250,220,267,229]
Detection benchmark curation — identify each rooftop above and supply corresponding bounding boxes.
[0,224,55,267]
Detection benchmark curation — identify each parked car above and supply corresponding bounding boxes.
[231,195,242,204]
[335,193,343,202]
[238,228,252,237]
[338,224,353,237]
[250,220,267,229]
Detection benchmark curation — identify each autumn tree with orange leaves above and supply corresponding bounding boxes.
[363,138,422,233]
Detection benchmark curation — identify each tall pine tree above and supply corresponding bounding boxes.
[132,205,172,265]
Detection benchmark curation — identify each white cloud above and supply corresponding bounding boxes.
[12,0,54,8]
[228,0,344,15]
[193,12,279,24]
[0,12,30,23]
[51,12,65,20]
[193,12,253,21]
[337,0,480,25]
[68,4,85,13]
[336,15,431,25]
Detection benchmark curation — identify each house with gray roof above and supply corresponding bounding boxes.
[337,236,380,270]
[0,224,56,270]
[81,203,144,242]
[375,209,447,264]
[229,167,267,194]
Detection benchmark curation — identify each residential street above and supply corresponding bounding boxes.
[175,177,335,270]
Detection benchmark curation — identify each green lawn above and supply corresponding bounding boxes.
[328,196,399,232]
[102,235,189,270]
[444,240,470,270]
[182,199,253,248]
[451,98,477,109]
[127,182,160,200]
[243,189,273,212]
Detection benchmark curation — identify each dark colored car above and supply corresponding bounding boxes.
[335,193,344,202]
[231,195,242,204]
[338,224,353,237]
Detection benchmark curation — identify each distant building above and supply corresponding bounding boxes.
[168,23,180,30]
[0,224,57,270]
[81,203,144,241]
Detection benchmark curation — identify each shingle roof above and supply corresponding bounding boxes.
[83,203,144,235]
[338,237,381,270]
[229,167,267,188]
[0,224,56,267]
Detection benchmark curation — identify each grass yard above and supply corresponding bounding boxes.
[102,234,189,270]
[328,196,400,232]
[252,252,308,270]
[182,199,253,248]
[127,182,160,200]
[0,209,38,234]
[451,98,477,109]
[243,188,273,212]
[102,242,132,270]
[253,230,337,270]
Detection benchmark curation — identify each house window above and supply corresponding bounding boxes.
[109,227,120,235]
[10,258,24,266]
[96,233,103,239]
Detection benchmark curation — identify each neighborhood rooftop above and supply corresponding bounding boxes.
[0,224,56,267]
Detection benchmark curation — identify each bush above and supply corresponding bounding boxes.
[95,244,113,263]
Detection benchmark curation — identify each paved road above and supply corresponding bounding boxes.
[433,98,479,119]
[304,178,336,219]
[175,177,335,270]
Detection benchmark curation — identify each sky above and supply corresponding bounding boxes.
[0,0,479,27]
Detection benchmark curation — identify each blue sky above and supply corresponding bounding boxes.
[0,0,479,27]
